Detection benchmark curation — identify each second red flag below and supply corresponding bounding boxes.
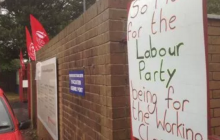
[30,15,49,51]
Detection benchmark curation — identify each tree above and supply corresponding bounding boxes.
[0,59,20,72]
[0,0,95,71]
[208,0,220,15]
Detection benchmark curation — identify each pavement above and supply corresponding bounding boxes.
[9,101,37,140]
[10,101,29,122]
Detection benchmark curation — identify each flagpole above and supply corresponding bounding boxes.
[83,0,86,12]
[34,50,36,61]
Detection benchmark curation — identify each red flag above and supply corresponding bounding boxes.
[25,27,36,61]
[30,14,49,51]
[20,50,25,70]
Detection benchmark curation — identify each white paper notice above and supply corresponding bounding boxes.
[35,62,42,80]
[22,80,28,88]
[37,58,58,140]
[127,0,208,140]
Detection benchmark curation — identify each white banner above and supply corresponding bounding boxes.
[127,0,208,140]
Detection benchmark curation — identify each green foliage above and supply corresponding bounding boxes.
[0,59,20,72]
[0,0,95,71]
[207,0,220,14]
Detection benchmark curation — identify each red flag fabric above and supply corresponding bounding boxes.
[25,27,36,61]
[30,14,49,51]
[20,50,25,70]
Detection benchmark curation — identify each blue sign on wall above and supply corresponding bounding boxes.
[69,70,85,96]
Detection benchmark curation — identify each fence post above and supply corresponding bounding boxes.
[19,68,23,102]
[27,63,31,119]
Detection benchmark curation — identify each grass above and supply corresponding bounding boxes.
[5,92,20,102]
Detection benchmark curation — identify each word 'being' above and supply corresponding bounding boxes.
[131,81,203,140]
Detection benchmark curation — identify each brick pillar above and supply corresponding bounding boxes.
[107,1,131,139]
[30,62,37,128]
[208,17,220,135]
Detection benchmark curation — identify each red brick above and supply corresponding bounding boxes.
[109,20,124,31]
[209,72,213,80]
[110,42,127,53]
[101,116,112,127]
[110,53,127,64]
[111,76,128,86]
[109,0,129,9]
[210,99,220,108]
[101,127,112,139]
[97,0,109,14]
[209,36,220,45]
[214,108,220,117]
[111,108,127,118]
[209,63,220,71]
[97,43,109,55]
[98,21,109,35]
[208,27,220,36]
[213,90,220,99]
[100,96,107,106]
[113,129,127,140]
[211,109,214,117]
[109,31,125,42]
[86,3,98,23]
[109,9,127,20]
[106,86,128,97]
[213,72,220,80]
[212,54,220,63]
[214,127,220,136]
[113,118,128,129]
[212,128,215,136]
[111,96,129,107]
[100,86,107,96]
[210,19,220,27]
[108,65,124,75]
[106,75,111,86]
[102,9,110,22]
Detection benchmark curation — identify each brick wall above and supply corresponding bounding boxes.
[30,62,37,128]
[36,0,130,140]
[208,15,220,136]
[34,1,220,139]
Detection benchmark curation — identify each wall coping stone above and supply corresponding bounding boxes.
[208,14,220,20]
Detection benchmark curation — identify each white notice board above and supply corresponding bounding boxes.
[37,57,58,140]
[22,80,28,88]
[127,0,208,140]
